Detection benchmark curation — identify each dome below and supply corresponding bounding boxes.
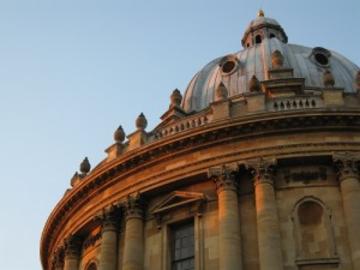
[182,13,359,113]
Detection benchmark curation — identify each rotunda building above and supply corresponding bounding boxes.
[41,11,360,270]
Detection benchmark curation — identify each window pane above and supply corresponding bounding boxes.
[172,221,195,270]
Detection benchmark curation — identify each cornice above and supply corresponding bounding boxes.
[41,109,360,269]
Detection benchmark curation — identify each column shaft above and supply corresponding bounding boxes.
[99,221,118,270]
[255,180,283,270]
[123,218,144,270]
[336,157,360,269]
[122,195,144,270]
[211,166,243,270]
[218,189,242,269]
[251,161,283,270]
[63,256,79,270]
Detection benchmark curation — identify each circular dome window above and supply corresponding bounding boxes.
[311,47,331,67]
[220,55,239,75]
[314,53,329,65]
[222,60,236,73]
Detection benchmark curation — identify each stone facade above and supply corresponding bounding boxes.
[41,11,360,270]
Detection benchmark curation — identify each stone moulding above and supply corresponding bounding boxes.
[40,110,360,269]
[151,191,206,228]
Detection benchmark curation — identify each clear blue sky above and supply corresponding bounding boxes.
[0,1,358,269]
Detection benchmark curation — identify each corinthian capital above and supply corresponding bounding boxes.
[64,234,82,258]
[333,152,360,181]
[100,206,119,232]
[52,247,64,269]
[124,193,144,220]
[246,158,276,186]
[209,164,239,193]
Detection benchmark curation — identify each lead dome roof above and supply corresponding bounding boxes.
[181,12,359,113]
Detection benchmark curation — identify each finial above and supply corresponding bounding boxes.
[80,157,91,174]
[114,125,125,143]
[70,172,80,187]
[356,71,360,91]
[257,9,265,17]
[170,89,182,107]
[323,70,335,87]
[215,82,228,101]
[136,113,148,130]
[249,75,261,92]
[271,50,284,68]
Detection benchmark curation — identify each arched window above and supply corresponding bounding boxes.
[255,35,262,44]
[86,262,97,270]
[298,201,329,258]
[292,197,338,263]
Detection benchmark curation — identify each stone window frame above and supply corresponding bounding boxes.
[150,191,206,270]
[291,196,339,267]
[219,54,239,76]
[309,47,332,68]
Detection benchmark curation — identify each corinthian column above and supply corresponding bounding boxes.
[122,194,144,270]
[209,165,243,270]
[334,153,360,269]
[99,208,118,270]
[52,247,64,270]
[249,159,283,270]
[64,235,82,270]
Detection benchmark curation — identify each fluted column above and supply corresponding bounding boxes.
[52,247,64,270]
[210,165,243,270]
[334,153,360,269]
[64,235,82,270]
[250,159,283,270]
[99,208,118,270]
[122,194,144,270]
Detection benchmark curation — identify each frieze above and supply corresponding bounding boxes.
[41,112,360,269]
[283,167,327,184]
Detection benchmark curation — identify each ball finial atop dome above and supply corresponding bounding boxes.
[257,9,265,17]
